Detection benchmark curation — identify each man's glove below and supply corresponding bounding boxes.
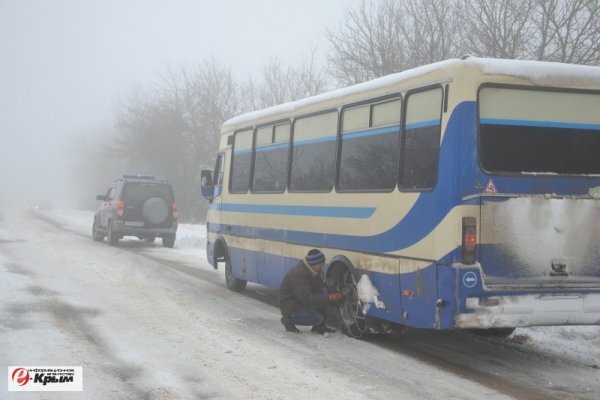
[328,291,344,303]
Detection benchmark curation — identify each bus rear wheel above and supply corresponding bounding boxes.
[225,255,247,292]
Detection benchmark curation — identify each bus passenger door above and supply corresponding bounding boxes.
[212,151,225,222]
[215,151,225,192]
[207,152,224,267]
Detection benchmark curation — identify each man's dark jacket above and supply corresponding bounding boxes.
[278,260,329,317]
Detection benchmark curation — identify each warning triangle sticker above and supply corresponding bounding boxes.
[483,178,498,194]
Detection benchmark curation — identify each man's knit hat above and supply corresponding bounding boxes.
[305,249,325,266]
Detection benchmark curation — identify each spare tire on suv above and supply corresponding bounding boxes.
[92,175,178,248]
[142,197,170,225]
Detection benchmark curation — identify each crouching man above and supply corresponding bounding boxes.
[278,249,344,334]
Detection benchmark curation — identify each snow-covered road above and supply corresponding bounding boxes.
[1,209,599,399]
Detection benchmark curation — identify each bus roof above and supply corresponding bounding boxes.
[223,56,600,132]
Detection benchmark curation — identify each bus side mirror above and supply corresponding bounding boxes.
[200,170,214,199]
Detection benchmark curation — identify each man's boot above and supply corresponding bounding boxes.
[281,317,300,333]
[311,322,336,334]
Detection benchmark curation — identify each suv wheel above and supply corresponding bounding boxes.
[162,234,175,248]
[92,218,104,242]
[107,221,119,246]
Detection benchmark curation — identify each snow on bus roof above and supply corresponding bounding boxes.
[223,57,600,130]
[467,57,600,86]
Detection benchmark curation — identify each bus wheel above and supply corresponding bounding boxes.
[335,268,367,338]
[225,254,247,292]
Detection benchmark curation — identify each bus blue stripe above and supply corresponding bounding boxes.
[209,203,375,218]
[255,142,289,152]
[293,135,337,146]
[239,122,440,155]
[405,119,440,130]
[342,125,399,140]
[480,118,600,131]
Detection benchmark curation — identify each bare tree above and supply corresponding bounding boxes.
[327,0,461,86]
[259,57,299,106]
[402,0,461,67]
[327,0,600,87]
[458,0,537,59]
[242,49,330,110]
[111,60,240,221]
[326,0,408,86]
[297,48,330,97]
[532,0,600,64]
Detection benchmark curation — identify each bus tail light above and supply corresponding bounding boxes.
[462,217,477,264]
[115,201,125,218]
[172,203,179,219]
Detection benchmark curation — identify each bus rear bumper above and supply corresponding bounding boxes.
[455,293,600,328]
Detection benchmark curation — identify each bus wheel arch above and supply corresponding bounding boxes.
[325,255,359,288]
[214,237,247,292]
[213,236,228,267]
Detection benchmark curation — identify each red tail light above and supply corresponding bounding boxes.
[115,201,125,218]
[462,217,477,264]
[172,202,179,219]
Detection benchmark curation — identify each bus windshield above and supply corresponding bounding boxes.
[479,86,600,175]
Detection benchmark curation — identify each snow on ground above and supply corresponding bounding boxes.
[1,208,599,399]
[1,208,518,399]
[48,208,600,369]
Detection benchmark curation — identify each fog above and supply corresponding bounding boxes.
[0,0,360,209]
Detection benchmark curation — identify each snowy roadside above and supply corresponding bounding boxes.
[2,208,600,399]
[39,209,600,369]
[1,209,523,399]
[43,208,208,260]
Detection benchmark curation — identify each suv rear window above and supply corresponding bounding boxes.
[122,182,174,203]
[479,86,600,175]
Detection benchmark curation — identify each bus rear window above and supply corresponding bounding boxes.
[479,87,600,175]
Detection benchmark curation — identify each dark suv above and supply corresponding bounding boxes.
[92,175,178,247]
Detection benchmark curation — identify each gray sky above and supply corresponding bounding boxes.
[0,0,361,207]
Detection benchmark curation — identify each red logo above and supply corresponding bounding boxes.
[11,368,30,386]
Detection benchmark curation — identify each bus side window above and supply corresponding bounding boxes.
[400,87,443,191]
[290,111,338,192]
[253,123,289,193]
[338,98,401,192]
[230,129,253,193]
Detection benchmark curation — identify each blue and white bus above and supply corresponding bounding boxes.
[201,56,600,337]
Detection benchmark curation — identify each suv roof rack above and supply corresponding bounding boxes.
[123,174,155,180]
[113,174,167,183]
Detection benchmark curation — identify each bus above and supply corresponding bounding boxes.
[200,56,600,337]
